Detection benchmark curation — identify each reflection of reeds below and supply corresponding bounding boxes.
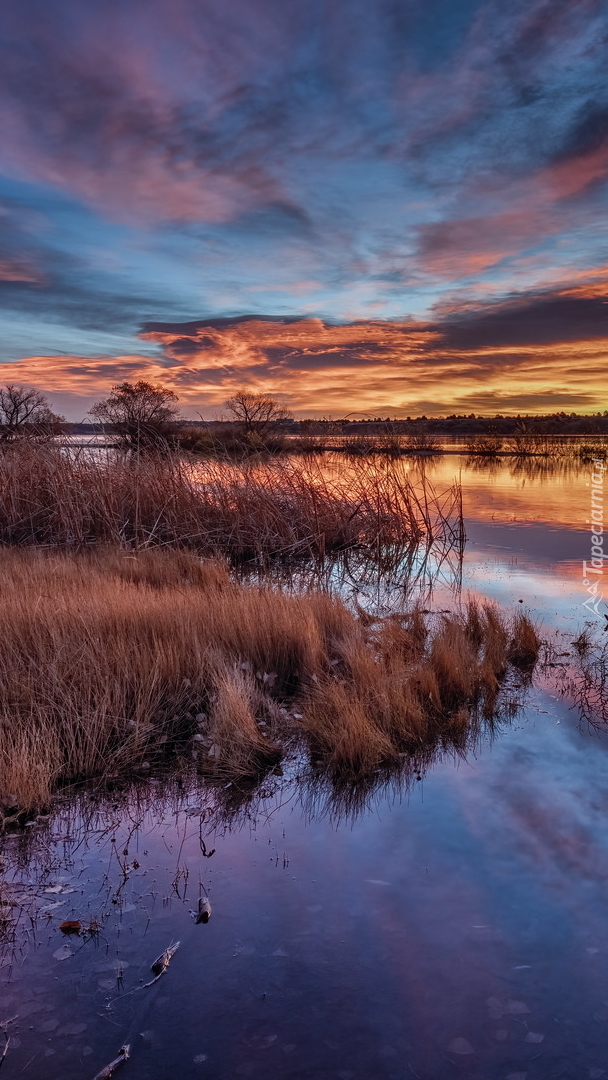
[0,883,14,943]
[561,634,608,726]
[0,550,539,812]
[0,444,462,574]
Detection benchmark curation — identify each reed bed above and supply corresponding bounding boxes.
[0,444,463,568]
[0,548,539,813]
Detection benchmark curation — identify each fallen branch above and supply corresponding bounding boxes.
[140,940,180,989]
[91,1043,130,1080]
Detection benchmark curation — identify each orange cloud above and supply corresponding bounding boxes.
[5,308,607,420]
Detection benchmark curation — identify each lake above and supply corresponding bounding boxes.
[1,453,606,1080]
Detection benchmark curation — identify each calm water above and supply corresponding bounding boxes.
[1,455,606,1080]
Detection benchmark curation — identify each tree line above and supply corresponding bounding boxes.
[0,381,291,451]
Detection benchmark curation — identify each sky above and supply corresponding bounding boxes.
[0,0,607,419]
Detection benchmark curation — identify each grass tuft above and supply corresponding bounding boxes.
[0,549,539,811]
[508,612,542,669]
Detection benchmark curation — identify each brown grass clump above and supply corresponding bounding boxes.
[205,660,282,776]
[0,549,539,812]
[303,600,521,775]
[0,547,352,809]
[508,612,542,669]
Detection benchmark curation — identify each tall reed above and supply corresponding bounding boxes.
[0,444,462,569]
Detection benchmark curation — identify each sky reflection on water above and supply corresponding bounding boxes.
[426,454,597,635]
[1,687,607,1080]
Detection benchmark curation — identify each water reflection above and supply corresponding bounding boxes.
[1,677,607,1080]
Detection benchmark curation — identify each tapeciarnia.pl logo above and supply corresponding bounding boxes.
[582,459,607,620]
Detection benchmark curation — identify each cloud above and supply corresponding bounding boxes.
[0,256,43,283]
[0,0,607,405]
[3,276,607,418]
[1,0,607,231]
[429,290,608,350]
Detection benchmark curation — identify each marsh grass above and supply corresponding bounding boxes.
[406,430,441,453]
[507,611,542,669]
[0,549,539,813]
[0,444,462,572]
[465,435,503,456]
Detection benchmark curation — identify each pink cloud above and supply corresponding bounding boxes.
[0,256,44,283]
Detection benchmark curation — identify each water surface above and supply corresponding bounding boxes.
[1,454,606,1080]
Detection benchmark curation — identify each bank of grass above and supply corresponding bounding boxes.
[0,548,540,814]
[0,443,462,566]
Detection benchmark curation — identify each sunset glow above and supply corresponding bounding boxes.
[0,0,607,417]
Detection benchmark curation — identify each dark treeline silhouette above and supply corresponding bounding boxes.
[74,411,608,438]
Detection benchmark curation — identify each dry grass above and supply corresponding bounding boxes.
[507,611,542,669]
[0,550,540,813]
[406,430,441,453]
[0,443,462,570]
[465,435,503,456]
[303,600,535,774]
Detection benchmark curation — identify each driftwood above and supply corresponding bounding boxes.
[91,1044,130,1080]
[196,895,212,924]
[140,940,180,989]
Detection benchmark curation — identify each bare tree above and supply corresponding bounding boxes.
[90,380,180,451]
[0,384,65,443]
[223,389,291,435]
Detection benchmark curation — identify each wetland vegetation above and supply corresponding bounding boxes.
[1,418,607,1080]
[0,545,539,815]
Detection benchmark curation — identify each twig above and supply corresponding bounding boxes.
[91,1043,130,1080]
[0,1015,17,1074]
